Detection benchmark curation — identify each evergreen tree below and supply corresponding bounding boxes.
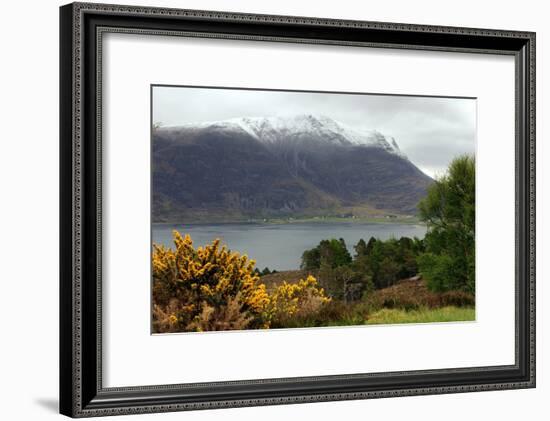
[301,238,352,270]
[366,237,377,255]
[301,247,321,271]
[417,155,475,293]
[354,238,368,258]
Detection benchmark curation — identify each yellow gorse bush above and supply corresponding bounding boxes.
[152,230,330,333]
[153,231,270,332]
[268,276,331,326]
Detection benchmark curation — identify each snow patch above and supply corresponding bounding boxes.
[162,114,407,158]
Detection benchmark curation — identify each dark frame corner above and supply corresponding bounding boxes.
[60,2,535,417]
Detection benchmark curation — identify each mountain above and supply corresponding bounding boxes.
[152,114,433,223]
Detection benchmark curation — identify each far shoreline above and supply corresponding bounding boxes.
[152,216,425,226]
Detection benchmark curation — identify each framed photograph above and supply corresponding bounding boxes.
[60,2,535,417]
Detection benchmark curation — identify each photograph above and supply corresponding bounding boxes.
[150,86,477,333]
[52,2,537,418]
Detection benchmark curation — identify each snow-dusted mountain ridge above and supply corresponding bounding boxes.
[163,114,405,158]
[153,114,432,222]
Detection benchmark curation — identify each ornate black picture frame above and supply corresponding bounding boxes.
[60,2,535,417]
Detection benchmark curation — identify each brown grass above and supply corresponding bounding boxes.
[367,276,474,311]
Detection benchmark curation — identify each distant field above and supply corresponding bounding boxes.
[153,215,422,225]
[256,215,422,225]
[366,306,475,325]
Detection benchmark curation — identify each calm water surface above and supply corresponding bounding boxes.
[152,222,426,271]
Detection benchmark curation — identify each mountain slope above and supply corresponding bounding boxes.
[152,115,433,222]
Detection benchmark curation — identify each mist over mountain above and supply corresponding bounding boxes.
[152,114,433,223]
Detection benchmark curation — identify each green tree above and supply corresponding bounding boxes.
[354,238,368,258]
[301,238,352,270]
[377,257,401,289]
[352,238,371,277]
[393,237,418,279]
[417,155,475,293]
[318,239,352,268]
[301,247,321,271]
[352,236,422,290]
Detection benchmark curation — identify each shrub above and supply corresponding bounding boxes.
[439,290,475,307]
[271,299,369,328]
[152,299,184,334]
[152,231,270,333]
[365,277,473,312]
[317,265,372,301]
[368,287,424,311]
[268,275,331,328]
[186,293,254,332]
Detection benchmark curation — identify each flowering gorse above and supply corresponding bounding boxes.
[268,276,331,327]
[153,231,270,332]
[152,230,330,333]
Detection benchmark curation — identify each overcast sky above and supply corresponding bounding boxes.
[152,86,476,178]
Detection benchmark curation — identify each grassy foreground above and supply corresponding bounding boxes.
[366,306,475,325]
